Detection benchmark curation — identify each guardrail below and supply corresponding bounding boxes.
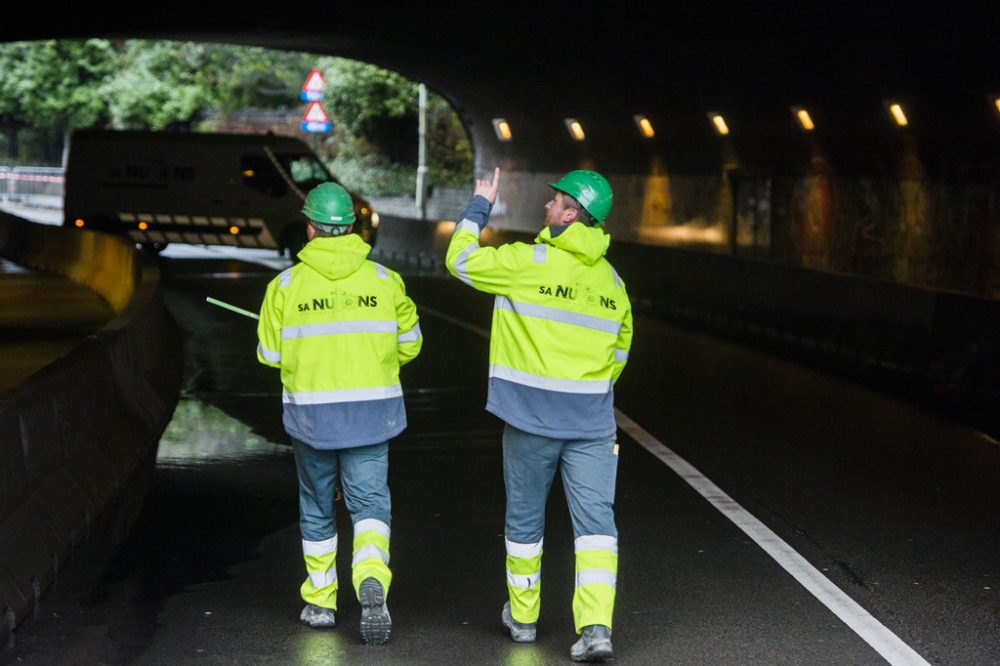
[0,212,183,648]
[0,166,65,209]
[367,187,470,221]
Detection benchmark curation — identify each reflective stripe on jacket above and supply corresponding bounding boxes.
[257,234,422,449]
[446,202,632,438]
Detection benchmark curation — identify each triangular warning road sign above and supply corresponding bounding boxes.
[302,102,330,123]
[303,68,325,92]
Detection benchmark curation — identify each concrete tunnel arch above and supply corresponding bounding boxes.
[3,6,1000,652]
[7,5,997,166]
[2,5,1000,275]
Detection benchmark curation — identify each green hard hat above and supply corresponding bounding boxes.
[302,182,356,226]
[549,170,613,226]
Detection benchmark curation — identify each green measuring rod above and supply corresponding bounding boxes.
[206,297,260,320]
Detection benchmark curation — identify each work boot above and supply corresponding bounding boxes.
[299,603,336,628]
[358,577,391,645]
[570,625,613,662]
[501,601,537,643]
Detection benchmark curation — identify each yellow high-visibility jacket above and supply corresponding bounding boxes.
[446,197,632,438]
[257,234,422,448]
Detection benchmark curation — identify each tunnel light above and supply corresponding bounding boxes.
[792,107,816,131]
[565,118,586,141]
[994,97,1000,116]
[229,226,240,235]
[138,221,149,231]
[888,103,909,127]
[633,115,655,138]
[242,169,255,178]
[492,118,513,142]
[74,218,85,228]
[708,113,730,136]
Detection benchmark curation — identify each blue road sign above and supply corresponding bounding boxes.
[301,121,332,133]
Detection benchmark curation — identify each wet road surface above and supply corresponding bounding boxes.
[4,248,999,665]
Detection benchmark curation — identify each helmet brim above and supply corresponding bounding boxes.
[547,182,606,225]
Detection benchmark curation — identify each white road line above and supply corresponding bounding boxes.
[614,410,931,666]
[419,302,931,666]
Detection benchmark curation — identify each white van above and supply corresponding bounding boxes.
[63,129,378,254]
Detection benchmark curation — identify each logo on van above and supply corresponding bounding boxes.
[106,163,196,184]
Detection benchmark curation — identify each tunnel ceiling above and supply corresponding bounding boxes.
[2,5,998,173]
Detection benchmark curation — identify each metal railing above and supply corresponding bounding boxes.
[0,166,65,208]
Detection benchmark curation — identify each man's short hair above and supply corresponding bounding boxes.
[562,193,595,225]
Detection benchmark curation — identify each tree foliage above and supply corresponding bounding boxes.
[317,57,473,190]
[0,39,115,133]
[203,45,314,114]
[102,41,212,130]
[318,57,418,137]
[0,40,472,189]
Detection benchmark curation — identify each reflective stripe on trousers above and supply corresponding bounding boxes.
[352,518,393,597]
[301,536,338,609]
[505,537,543,624]
[293,440,392,607]
[573,534,618,631]
[502,424,619,631]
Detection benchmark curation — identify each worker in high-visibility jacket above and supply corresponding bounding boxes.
[257,182,421,646]
[446,168,631,663]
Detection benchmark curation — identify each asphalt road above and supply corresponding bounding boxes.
[4,248,998,665]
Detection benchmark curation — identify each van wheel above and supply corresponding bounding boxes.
[281,224,308,259]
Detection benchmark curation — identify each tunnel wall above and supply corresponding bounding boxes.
[0,217,138,313]
[466,166,1000,302]
[373,214,1000,438]
[0,216,183,647]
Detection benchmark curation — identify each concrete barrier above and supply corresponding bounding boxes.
[372,213,1000,439]
[0,216,135,313]
[0,214,182,648]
